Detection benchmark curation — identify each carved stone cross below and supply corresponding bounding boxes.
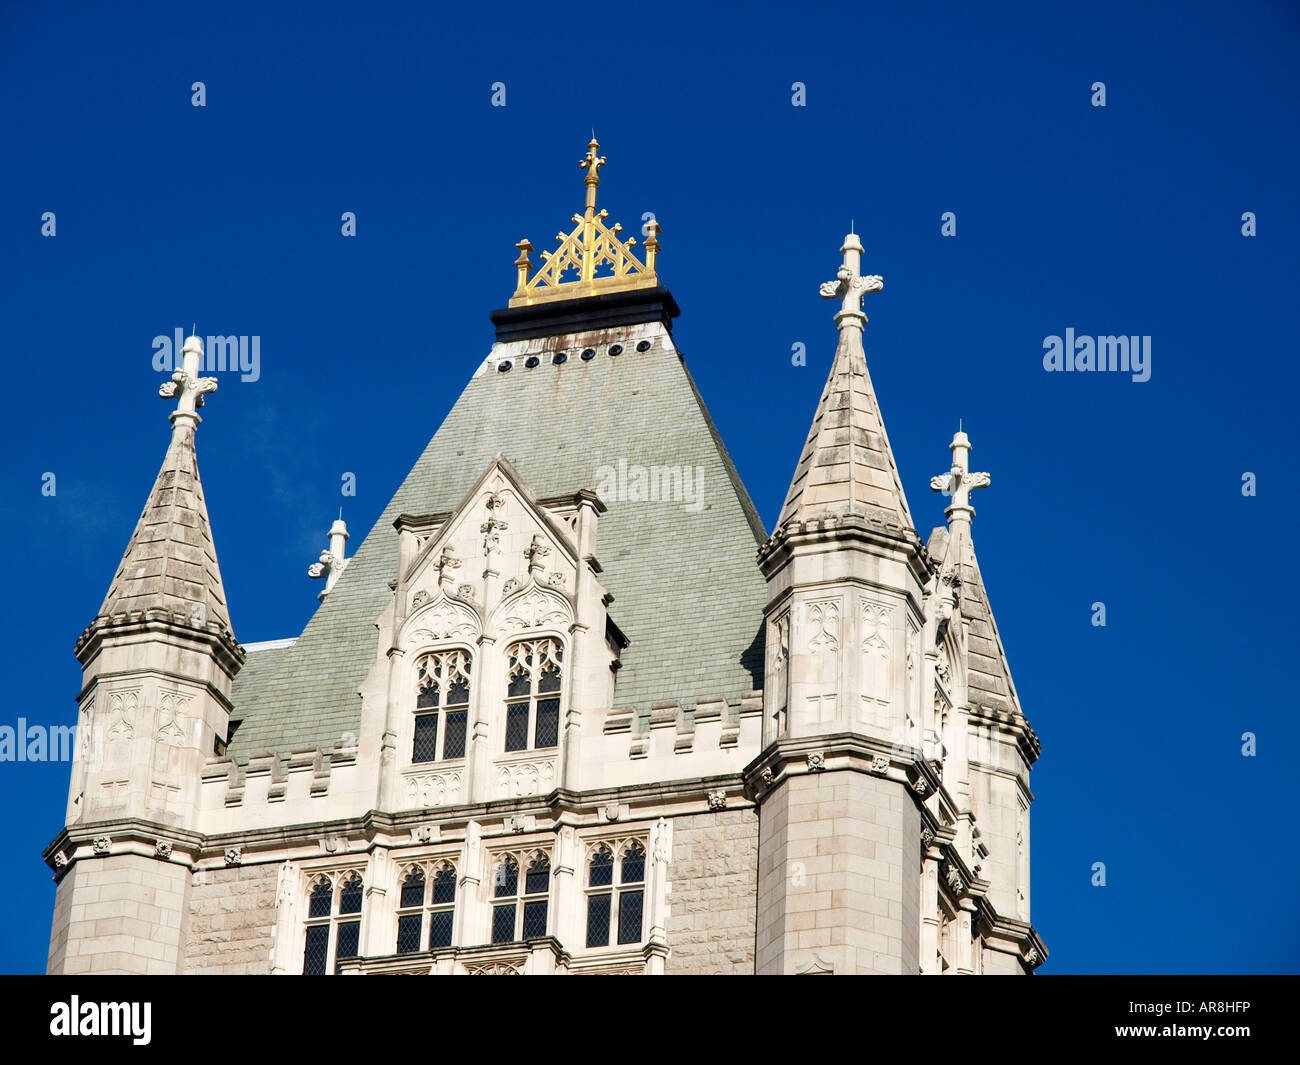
[819,232,883,319]
[159,334,218,436]
[930,430,989,518]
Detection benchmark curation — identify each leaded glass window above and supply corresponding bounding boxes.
[395,861,457,954]
[491,852,551,943]
[503,638,563,752]
[301,871,366,975]
[584,841,647,949]
[412,649,472,763]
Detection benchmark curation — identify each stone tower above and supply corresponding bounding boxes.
[751,233,928,974]
[46,335,244,974]
[749,233,1044,974]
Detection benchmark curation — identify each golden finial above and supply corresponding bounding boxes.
[579,137,607,218]
[509,137,661,308]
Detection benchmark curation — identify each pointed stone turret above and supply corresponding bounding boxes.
[48,333,243,975]
[777,232,913,534]
[924,428,1044,973]
[94,335,232,631]
[752,233,929,975]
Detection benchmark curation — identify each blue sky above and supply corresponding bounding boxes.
[1,0,1296,974]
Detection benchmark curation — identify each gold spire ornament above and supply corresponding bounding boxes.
[509,138,661,307]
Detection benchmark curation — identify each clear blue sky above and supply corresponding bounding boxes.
[1,1,1296,974]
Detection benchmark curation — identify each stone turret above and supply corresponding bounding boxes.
[46,333,244,974]
[750,233,929,975]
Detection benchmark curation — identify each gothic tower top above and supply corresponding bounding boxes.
[508,137,661,307]
[77,333,237,659]
[774,232,915,535]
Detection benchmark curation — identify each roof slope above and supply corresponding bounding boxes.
[777,319,915,532]
[96,429,233,632]
[228,333,769,757]
[959,543,1021,718]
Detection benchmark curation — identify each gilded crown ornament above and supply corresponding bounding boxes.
[509,137,661,307]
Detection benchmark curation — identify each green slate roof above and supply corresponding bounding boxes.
[226,329,769,758]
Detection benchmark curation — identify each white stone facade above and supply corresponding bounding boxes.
[44,205,1044,975]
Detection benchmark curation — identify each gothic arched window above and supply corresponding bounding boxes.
[396,862,457,954]
[491,852,551,943]
[302,871,365,975]
[585,841,646,948]
[503,639,563,752]
[412,649,472,763]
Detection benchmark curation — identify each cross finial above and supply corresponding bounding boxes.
[819,231,883,323]
[158,332,218,439]
[579,137,607,217]
[930,429,990,525]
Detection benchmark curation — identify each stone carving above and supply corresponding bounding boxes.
[155,690,189,746]
[412,824,438,843]
[411,590,431,609]
[859,600,893,728]
[707,789,727,811]
[467,962,520,975]
[224,847,242,866]
[502,587,569,630]
[53,852,68,869]
[496,758,556,798]
[760,766,774,787]
[276,860,298,906]
[603,802,621,822]
[404,770,464,808]
[651,817,670,866]
[434,546,462,590]
[480,512,508,555]
[806,751,826,772]
[921,827,935,849]
[805,599,840,722]
[936,647,952,689]
[154,839,173,859]
[457,583,476,600]
[912,776,929,796]
[409,597,480,643]
[523,534,550,574]
[502,577,521,596]
[1024,948,1040,967]
[945,865,962,892]
[818,234,883,316]
[871,755,889,773]
[92,837,111,855]
[547,571,565,589]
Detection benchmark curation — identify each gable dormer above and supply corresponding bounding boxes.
[373,456,619,810]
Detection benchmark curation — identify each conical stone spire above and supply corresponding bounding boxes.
[777,232,914,534]
[89,334,233,636]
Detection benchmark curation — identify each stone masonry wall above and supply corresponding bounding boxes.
[47,855,191,974]
[183,862,278,974]
[664,808,758,974]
